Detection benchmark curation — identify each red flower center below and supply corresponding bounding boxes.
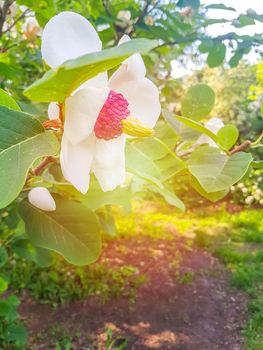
[94,90,130,140]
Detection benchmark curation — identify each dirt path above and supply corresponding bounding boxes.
[20,236,247,350]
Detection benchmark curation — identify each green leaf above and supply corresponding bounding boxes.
[175,115,218,144]
[154,154,185,181]
[237,14,255,27]
[0,106,59,209]
[0,295,20,322]
[19,197,101,266]
[125,142,163,188]
[207,42,226,68]
[149,185,185,211]
[6,323,27,344]
[12,239,53,267]
[205,3,235,11]
[0,246,8,267]
[229,51,244,68]
[58,179,132,213]
[181,84,215,121]
[189,174,229,202]
[252,160,263,169]
[0,275,8,294]
[24,39,158,102]
[16,0,56,26]
[0,89,20,111]
[187,146,253,192]
[217,124,239,151]
[99,209,117,237]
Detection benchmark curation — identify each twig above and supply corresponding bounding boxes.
[32,156,57,176]
[230,140,251,155]
[2,8,30,34]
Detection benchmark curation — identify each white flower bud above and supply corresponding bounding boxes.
[28,187,56,211]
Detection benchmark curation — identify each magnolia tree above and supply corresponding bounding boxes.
[0,1,263,347]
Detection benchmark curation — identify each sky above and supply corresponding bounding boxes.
[172,0,263,78]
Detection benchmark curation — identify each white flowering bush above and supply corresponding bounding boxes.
[231,170,263,206]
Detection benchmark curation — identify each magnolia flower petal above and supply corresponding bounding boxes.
[48,102,60,120]
[92,136,126,192]
[109,35,146,87]
[197,117,224,147]
[112,78,160,128]
[64,87,109,145]
[60,134,96,194]
[28,187,56,211]
[41,11,102,68]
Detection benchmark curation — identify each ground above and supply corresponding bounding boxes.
[17,202,255,350]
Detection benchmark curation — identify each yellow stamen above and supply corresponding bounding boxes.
[122,116,154,137]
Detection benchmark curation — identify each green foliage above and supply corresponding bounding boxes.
[0,233,27,350]
[181,84,215,120]
[6,258,146,307]
[12,239,54,267]
[0,88,21,111]
[189,174,229,202]
[175,115,218,144]
[16,0,56,27]
[0,247,8,267]
[19,197,101,265]
[24,39,158,102]
[126,142,163,188]
[0,106,59,209]
[207,42,226,68]
[188,146,253,192]
[217,124,239,151]
[205,4,235,11]
[105,327,128,350]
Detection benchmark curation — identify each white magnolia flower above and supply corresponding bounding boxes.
[22,17,41,41]
[28,187,56,211]
[196,117,224,148]
[117,10,131,23]
[42,11,161,194]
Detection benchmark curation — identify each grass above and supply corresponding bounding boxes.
[6,261,146,308]
[191,209,263,350]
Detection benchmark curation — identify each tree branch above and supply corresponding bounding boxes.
[32,156,57,176]
[2,8,30,35]
[0,0,14,37]
[230,140,251,155]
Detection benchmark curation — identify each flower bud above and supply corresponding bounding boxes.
[28,187,56,211]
